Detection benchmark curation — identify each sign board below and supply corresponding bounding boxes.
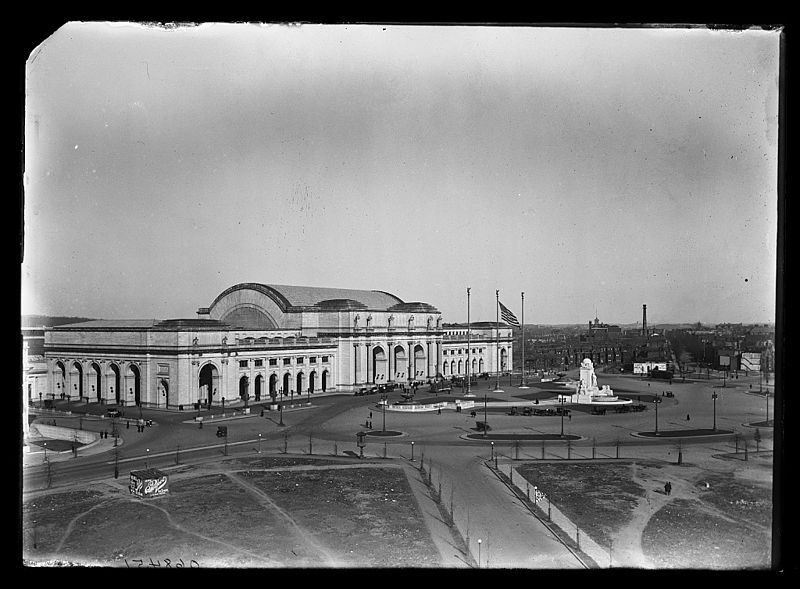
[740,352,761,372]
[129,468,169,498]
[633,362,668,374]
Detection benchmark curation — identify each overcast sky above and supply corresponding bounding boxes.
[22,22,781,325]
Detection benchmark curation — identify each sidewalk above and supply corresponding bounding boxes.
[23,433,125,467]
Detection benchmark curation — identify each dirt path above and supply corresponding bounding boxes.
[608,462,670,568]
[226,471,339,567]
[54,498,118,553]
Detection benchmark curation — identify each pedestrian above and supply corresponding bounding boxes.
[260,409,264,417]
[126,420,130,429]
[568,412,572,421]
[369,411,373,419]
[437,408,441,415]
[686,414,690,421]
[664,481,671,495]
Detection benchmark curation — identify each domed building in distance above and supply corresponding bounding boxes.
[42,283,513,410]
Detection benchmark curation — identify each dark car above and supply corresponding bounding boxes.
[216,426,228,438]
[522,407,533,416]
[106,408,121,418]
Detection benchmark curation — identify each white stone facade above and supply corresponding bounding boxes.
[42,283,513,409]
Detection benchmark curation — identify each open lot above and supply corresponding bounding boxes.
[516,451,773,569]
[22,455,442,568]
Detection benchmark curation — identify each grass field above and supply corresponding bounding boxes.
[22,456,441,568]
[515,458,773,569]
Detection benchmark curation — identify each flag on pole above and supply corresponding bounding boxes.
[499,301,521,327]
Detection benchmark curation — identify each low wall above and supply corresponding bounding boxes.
[28,424,99,444]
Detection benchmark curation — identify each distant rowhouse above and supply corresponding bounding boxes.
[41,283,512,409]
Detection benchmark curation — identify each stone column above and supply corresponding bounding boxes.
[388,341,394,382]
[353,343,359,386]
[426,341,432,378]
[407,341,413,382]
[366,343,371,384]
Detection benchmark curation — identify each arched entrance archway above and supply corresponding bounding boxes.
[107,363,121,404]
[283,373,291,397]
[309,371,316,393]
[442,361,448,376]
[296,372,305,395]
[126,364,141,406]
[479,358,485,373]
[457,359,463,375]
[90,363,102,402]
[322,370,329,392]
[254,374,263,401]
[71,362,84,401]
[269,373,278,400]
[125,364,142,407]
[413,345,425,379]
[372,347,387,383]
[54,361,66,399]
[450,360,455,375]
[472,358,477,374]
[239,375,249,404]
[500,348,508,371]
[159,379,169,407]
[393,346,406,381]
[198,363,219,407]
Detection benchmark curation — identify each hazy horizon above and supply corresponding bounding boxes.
[22,23,780,326]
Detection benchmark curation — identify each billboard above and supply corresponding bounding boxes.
[633,362,668,374]
[740,352,761,372]
[129,469,169,498]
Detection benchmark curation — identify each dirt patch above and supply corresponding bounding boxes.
[516,461,645,547]
[22,457,441,568]
[239,466,440,567]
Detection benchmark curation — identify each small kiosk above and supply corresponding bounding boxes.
[129,468,169,498]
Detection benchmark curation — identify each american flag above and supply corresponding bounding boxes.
[499,301,520,327]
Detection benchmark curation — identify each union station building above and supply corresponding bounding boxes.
[42,283,513,409]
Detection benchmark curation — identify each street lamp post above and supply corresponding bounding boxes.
[491,441,494,460]
[766,393,770,426]
[477,538,482,568]
[145,448,150,469]
[381,393,387,432]
[222,397,226,414]
[654,398,662,435]
[560,396,565,438]
[712,391,718,431]
[483,394,488,437]
[258,433,262,454]
[42,442,47,462]
[411,441,415,461]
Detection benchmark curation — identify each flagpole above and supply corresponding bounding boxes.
[519,291,529,389]
[466,287,473,397]
[493,290,504,393]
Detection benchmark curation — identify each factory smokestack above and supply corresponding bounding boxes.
[642,304,648,337]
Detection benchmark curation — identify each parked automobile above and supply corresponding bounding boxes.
[216,426,228,438]
[106,408,121,418]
